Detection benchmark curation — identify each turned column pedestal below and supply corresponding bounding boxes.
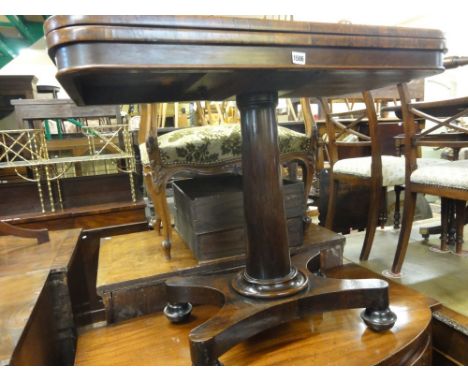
[163,92,397,365]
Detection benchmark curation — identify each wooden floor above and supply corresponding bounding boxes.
[75,262,435,366]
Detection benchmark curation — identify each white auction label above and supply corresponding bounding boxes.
[292,51,306,65]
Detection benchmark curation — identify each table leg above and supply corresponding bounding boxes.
[232,92,307,297]
[163,91,397,365]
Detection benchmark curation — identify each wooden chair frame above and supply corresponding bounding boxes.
[390,83,468,275]
[320,91,387,261]
[139,101,317,259]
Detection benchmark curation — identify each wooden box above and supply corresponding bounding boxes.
[173,174,305,261]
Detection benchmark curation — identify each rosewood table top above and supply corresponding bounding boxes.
[45,15,446,105]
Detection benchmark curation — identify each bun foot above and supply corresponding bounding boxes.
[164,302,192,323]
[361,307,397,332]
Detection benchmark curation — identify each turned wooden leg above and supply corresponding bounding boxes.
[455,200,466,254]
[144,172,172,259]
[325,173,338,230]
[393,185,403,229]
[232,92,307,296]
[360,182,381,261]
[448,200,457,246]
[379,187,388,229]
[440,197,449,252]
[391,191,417,275]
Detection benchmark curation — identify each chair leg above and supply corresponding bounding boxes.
[391,191,417,275]
[149,217,162,234]
[440,197,450,252]
[325,173,338,230]
[359,184,382,261]
[393,185,403,229]
[144,173,172,259]
[455,200,466,254]
[447,200,457,246]
[378,187,388,229]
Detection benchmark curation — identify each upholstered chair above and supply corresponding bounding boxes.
[389,83,468,276]
[320,90,448,262]
[138,102,316,259]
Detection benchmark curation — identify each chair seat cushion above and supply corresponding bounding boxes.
[157,124,310,165]
[333,156,448,187]
[411,159,468,190]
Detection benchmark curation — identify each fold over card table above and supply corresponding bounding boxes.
[45,16,446,365]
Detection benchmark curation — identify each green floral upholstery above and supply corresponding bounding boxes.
[156,124,310,165]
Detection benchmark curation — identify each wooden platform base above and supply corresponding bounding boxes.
[96,224,345,323]
[75,263,435,366]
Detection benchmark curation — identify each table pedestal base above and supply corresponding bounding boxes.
[164,251,397,366]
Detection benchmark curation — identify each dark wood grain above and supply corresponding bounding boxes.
[75,263,434,366]
[43,16,445,105]
[2,200,147,231]
[0,229,81,365]
[11,98,121,129]
[96,223,345,324]
[69,221,149,327]
[44,15,444,38]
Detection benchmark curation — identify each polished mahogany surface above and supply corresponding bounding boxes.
[75,264,435,366]
[44,16,446,105]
